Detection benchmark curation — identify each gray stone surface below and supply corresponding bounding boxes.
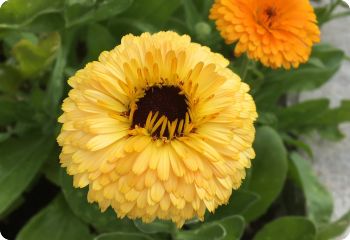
[300,7,350,222]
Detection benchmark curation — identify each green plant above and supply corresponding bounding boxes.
[1,0,350,239]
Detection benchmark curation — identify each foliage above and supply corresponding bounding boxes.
[0,0,350,239]
[253,217,316,240]
[16,195,93,240]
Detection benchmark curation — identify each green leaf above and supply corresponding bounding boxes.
[16,195,93,240]
[86,23,115,61]
[176,223,225,240]
[0,0,64,30]
[276,99,330,131]
[13,32,61,77]
[317,210,350,240]
[0,64,22,94]
[42,146,61,186]
[45,31,73,116]
[276,99,350,140]
[0,132,11,143]
[60,171,139,232]
[94,232,154,240]
[178,216,245,240]
[108,18,157,35]
[65,0,133,27]
[256,111,278,126]
[0,133,54,214]
[21,13,65,32]
[120,0,181,27]
[308,57,326,68]
[318,125,345,141]
[256,44,344,110]
[182,0,202,32]
[281,133,313,158]
[253,217,316,240]
[0,195,25,219]
[219,215,245,240]
[315,0,345,26]
[29,87,47,114]
[0,100,16,125]
[316,100,350,126]
[290,153,333,224]
[206,190,260,222]
[92,0,133,21]
[193,0,214,17]
[66,0,95,5]
[243,126,288,221]
[134,219,175,234]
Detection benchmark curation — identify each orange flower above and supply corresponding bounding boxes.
[210,0,320,69]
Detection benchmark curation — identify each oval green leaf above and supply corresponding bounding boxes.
[16,195,92,240]
[120,0,181,27]
[0,133,54,214]
[176,223,225,240]
[0,0,64,30]
[317,210,350,240]
[13,32,61,77]
[243,126,288,221]
[95,232,154,240]
[64,0,133,27]
[253,216,316,240]
[219,215,245,240]
[290,153,333,224]
[86,23,115,61]
[134,219,175,234]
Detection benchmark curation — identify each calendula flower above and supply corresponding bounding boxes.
[57,31,257,226]
[209,0,320,69]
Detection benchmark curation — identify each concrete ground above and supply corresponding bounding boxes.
[300,4,350,222]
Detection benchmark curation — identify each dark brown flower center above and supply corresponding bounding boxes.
[132,86,188,137]
[263,7,277,27]
[265,7,277,19]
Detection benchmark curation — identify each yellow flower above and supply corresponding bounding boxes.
[209,0,320,69]
[57,31,257,227]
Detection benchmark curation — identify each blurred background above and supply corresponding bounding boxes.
[303,0,350,222]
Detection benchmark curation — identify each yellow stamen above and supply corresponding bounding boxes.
[184,112,190,134]
[159,117,168,138]
[149,111,159,128]
[151,116,166,134]
[168,119,178,139]
[128,103,136,122]
[188,109,194,122]
[177,119,184,135]
[145,111,153,129]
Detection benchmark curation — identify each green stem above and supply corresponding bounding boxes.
[329,11,350,21]
[45,29,75,119]
[239,55,250,81]
[330,0,342,12]
[326,0,341,14]
[320,0,344,25]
